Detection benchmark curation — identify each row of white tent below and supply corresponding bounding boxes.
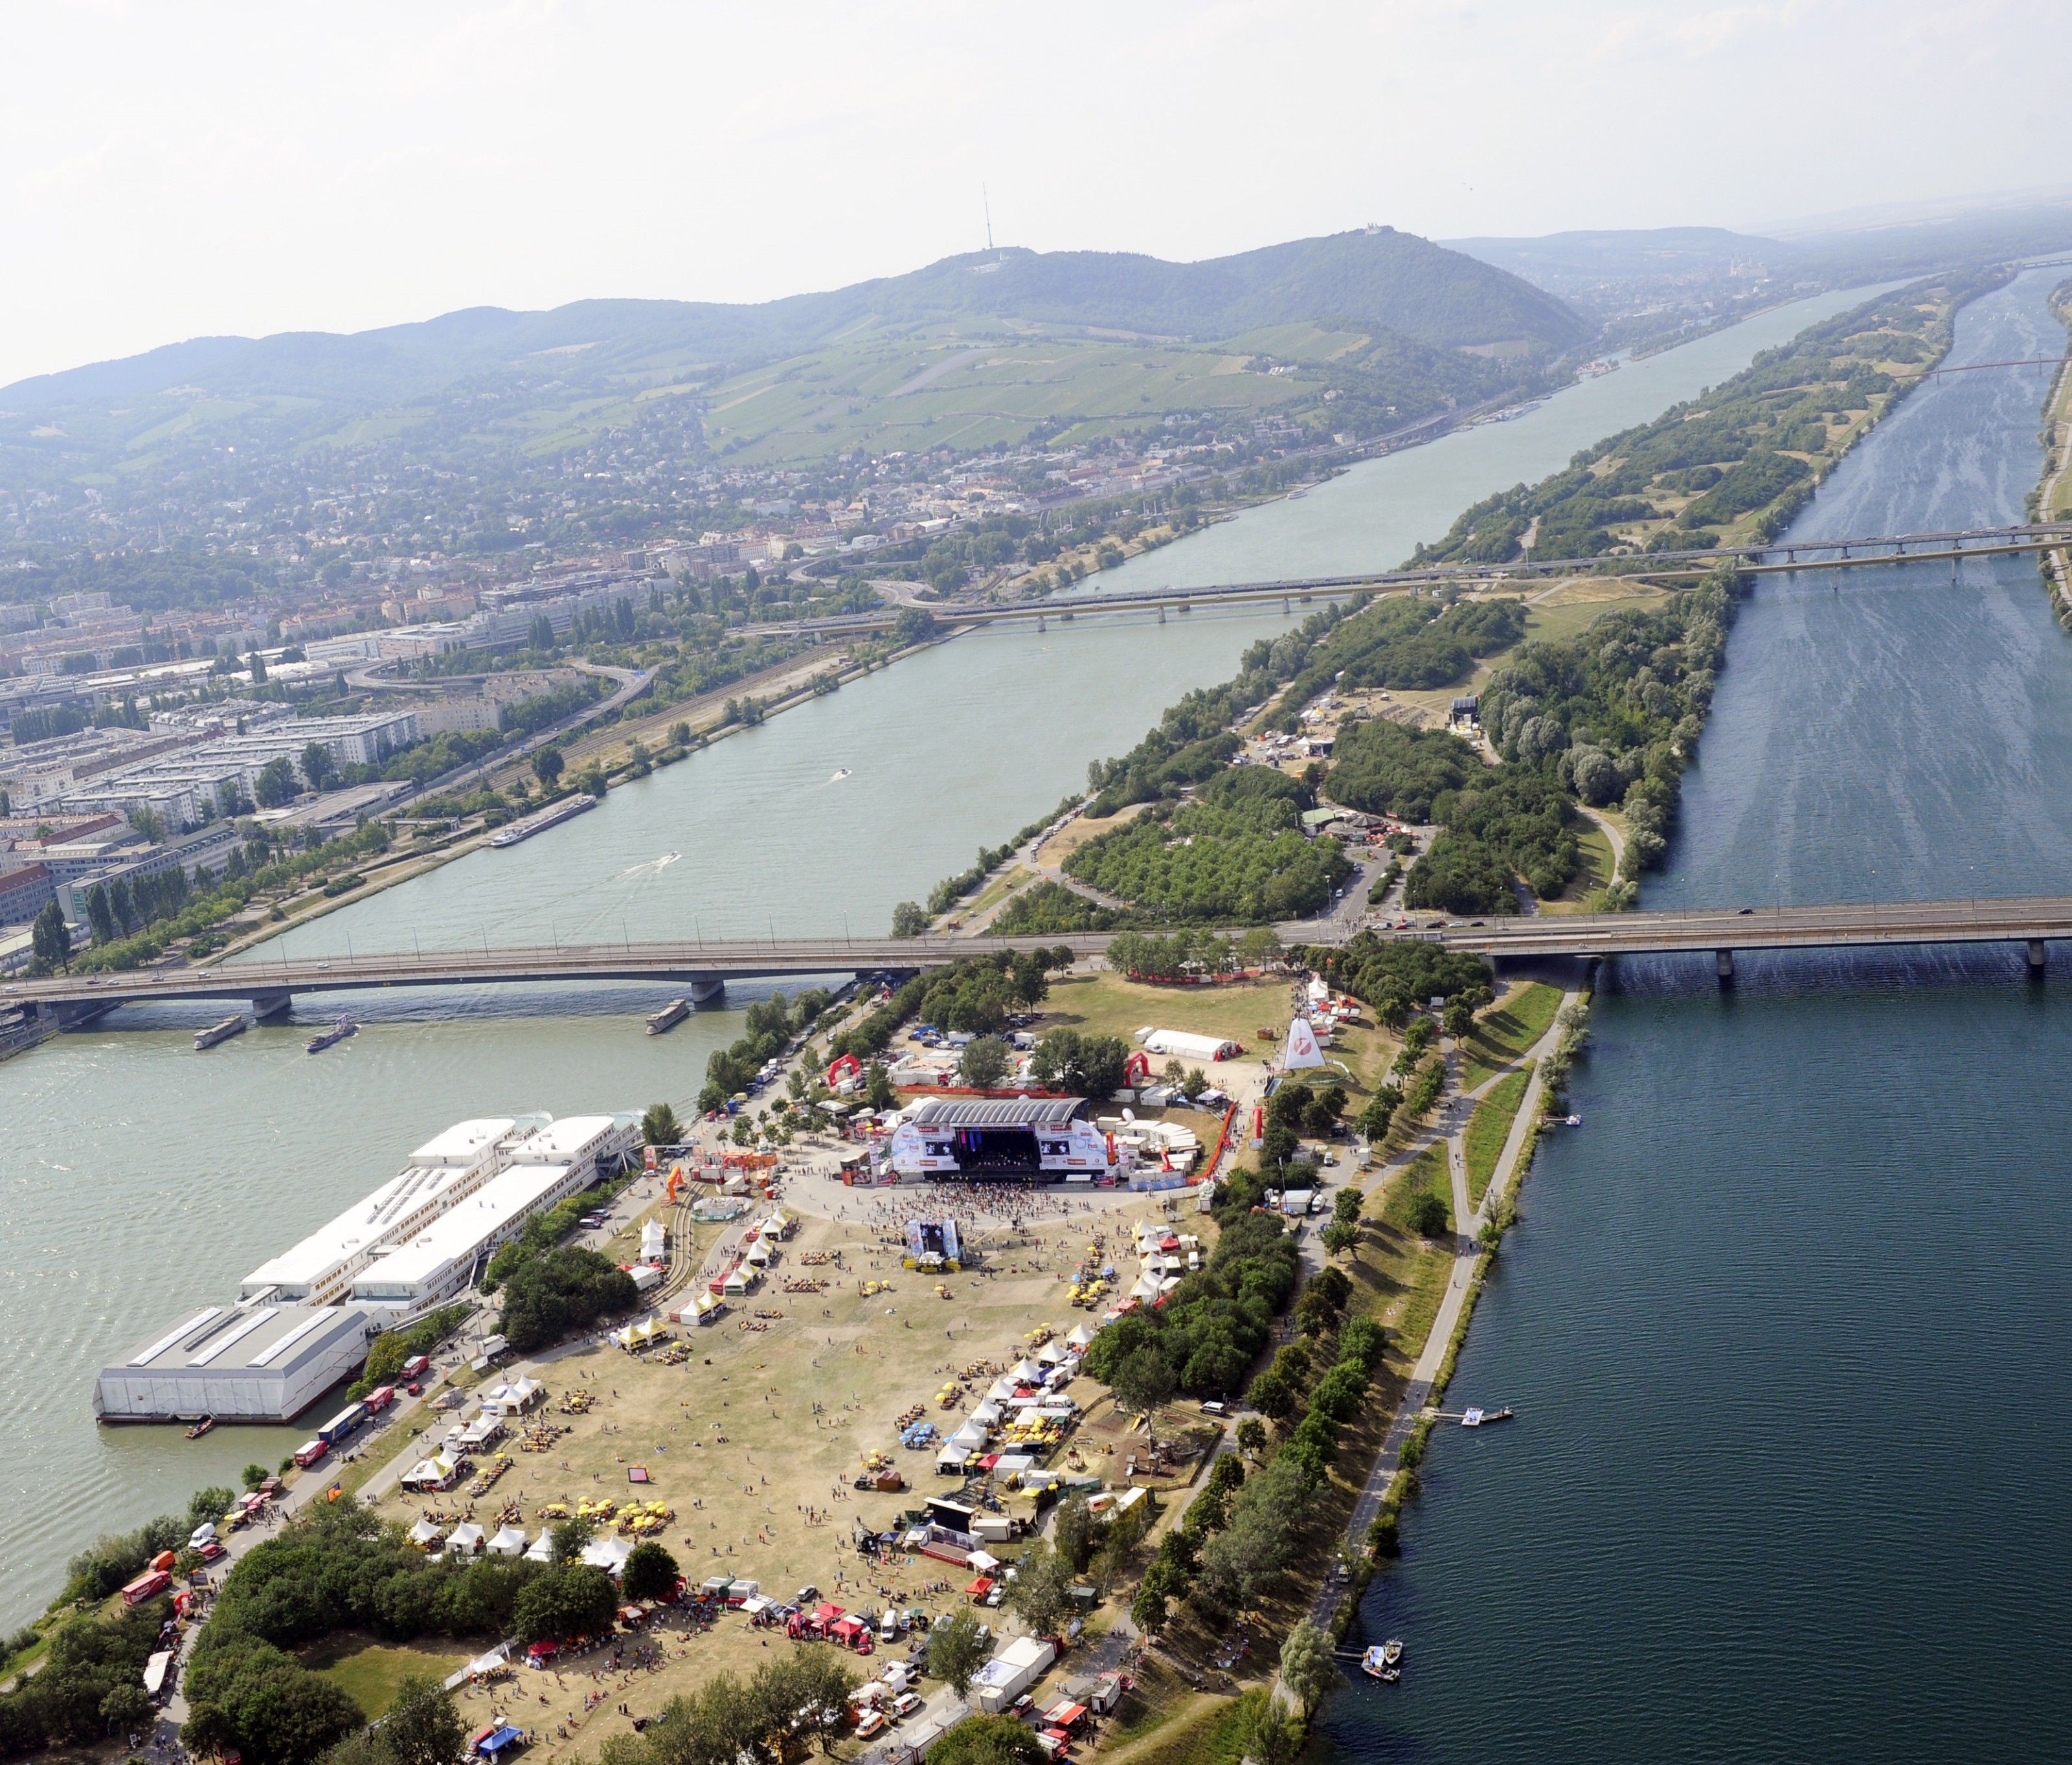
[934,1335,1096,1474]
[407,1518,642,1575]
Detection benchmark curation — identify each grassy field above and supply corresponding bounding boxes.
[1464,1070,1529,1209]
[1541,819,1617,915]
[306,1635,477,1718]
[1460,982,1562,1094]
[354,1194,1218,1762]
[1380,1142,1452,1237]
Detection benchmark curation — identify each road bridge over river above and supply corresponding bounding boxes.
[14,895,2072,1019]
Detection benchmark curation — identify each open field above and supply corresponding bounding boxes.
[306,1635,477,1718]
[362,1195,1217,1760]
[1540,818,1617,914]
[1459,982,1562,1094]
[1464,1070,1529,1209]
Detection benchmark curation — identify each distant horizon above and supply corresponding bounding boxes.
[8,184,2069,397]
[0,1,2059,388]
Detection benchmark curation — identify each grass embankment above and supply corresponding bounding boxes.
[306,1635,475,1717]
[1540,820,1617,914]
[1463,1070,1529,1209]
[1459,981,1562,1092]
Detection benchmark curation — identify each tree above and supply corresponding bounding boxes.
[890,900,929,938]
[548,1516,595,1564]
[1002,1539,1075,1640]
[181,1702,241,1759]
[1278,1618,1340,1718]
[865,1062,896,1112]
[253,757,299,808]
[620,1540,680,1602]
[1235,1417,1267,1456]
[1029,1029,1131,1099]
[300,742,337,793]
[1320,1221,1358,1259]
[242,1463,269,1490]
[379,1676,467,1765]
[32,898,70,971]
[642,1102,683,1148]
[775,1645,862,1756]
[1358,1085,1401,1143]
[1410,1191,1451,1238]
[1052,1494,1095,1574]
[100,1682,155,1733]
[958,1035,1012,1089]
[923,1608,988,1700]
[514,1564,618,1643]
[1237,925,1283,967]
[188,1485,237,1526]
[532,747,565,790]
[84,881,115,945]
[928,1714,1046,1765]
[1108,1346,1176,1448]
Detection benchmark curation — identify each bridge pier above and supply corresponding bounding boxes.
[1158,605,1167,624]
[1716,949,1735,985]
[690,977,726,1007]
[1281,596,1291,615]
[251,991,293,1021]
[2027,938,2046,975]
[1036,613,1046,633]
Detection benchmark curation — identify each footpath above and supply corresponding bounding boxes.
[1305,988,1579,1628]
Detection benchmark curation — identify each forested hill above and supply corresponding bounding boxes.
[1,229,1583,421]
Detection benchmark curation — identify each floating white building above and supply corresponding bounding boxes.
[240,1117,532,1305]
[95,1302,374,1423]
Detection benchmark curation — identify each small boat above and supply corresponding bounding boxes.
[829,768,851,783]
[646,999,691,1036]
[305,1017,357,1054]
[1360,1640,1403,1681]
[194,1015,248,1051]
[186,1416,216,1440]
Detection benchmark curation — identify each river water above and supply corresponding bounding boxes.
[1322,267,2072,1760]
[0,285,1877,1626]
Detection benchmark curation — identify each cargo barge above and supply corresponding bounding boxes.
[306,1016,357,1054]
[194,1015,249,1051]
[489,791,597,848]
[646,999,690,1035]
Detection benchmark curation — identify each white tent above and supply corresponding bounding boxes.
[970,1401,1004,1427]
[1137,1028,1241,1062]
[445,1522,486,1557]
[1065,1324,1095,1349]
[987,1376,1020,1402]
[949,1421,989,1450]
[524,1531,554,1563]
[967,1549,1002,1573]
[1283,1016,1326,1069]
[581,1535,635,1577]
[936,1445,971,1473]
[488,1525,529,1558]
[1037,1340,1068,1364]
[409,1516,444,1548]
[1009,1358,1045,1384]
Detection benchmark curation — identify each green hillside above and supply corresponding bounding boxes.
[0,230,1583,486]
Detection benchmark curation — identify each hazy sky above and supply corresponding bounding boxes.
[0,0,2058,388]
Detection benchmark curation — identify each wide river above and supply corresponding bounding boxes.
[0,285,1878,1626]
[1322,266,2072,1760]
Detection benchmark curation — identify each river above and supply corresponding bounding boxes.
[0,283,1878,1627]
[1320,267,2072,1760]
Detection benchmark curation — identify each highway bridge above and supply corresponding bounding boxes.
[14,896,2072,1020]
[794,521,2072,636]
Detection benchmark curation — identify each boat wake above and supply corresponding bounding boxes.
[620,852,682,877]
